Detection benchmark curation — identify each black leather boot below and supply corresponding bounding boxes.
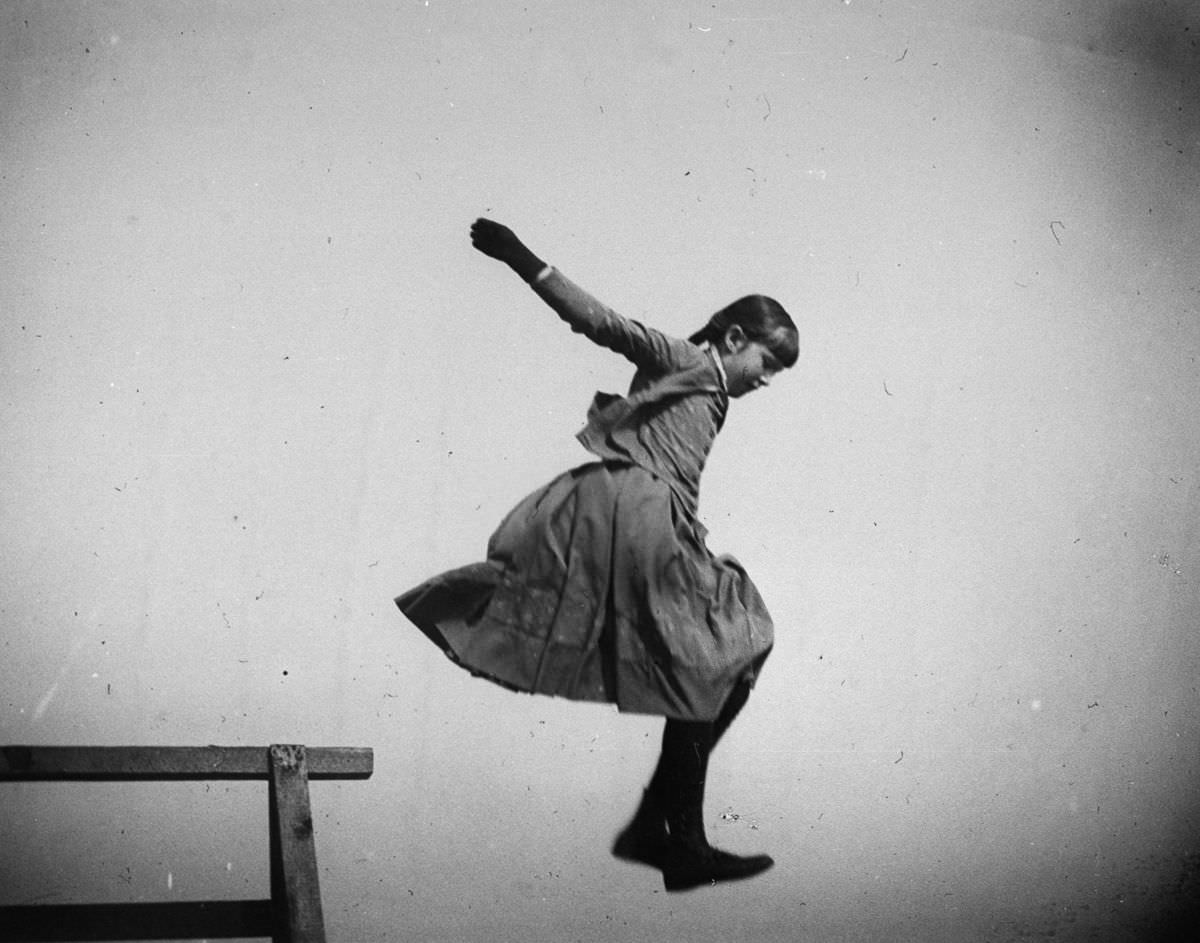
[660,801,774,891]
[611,787,669,868]
[644,694,771,890]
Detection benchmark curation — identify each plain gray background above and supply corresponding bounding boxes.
[2,1,1198,940]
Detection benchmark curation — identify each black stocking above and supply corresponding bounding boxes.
[649,682,752,845]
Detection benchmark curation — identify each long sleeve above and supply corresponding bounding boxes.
[530,268,702,374]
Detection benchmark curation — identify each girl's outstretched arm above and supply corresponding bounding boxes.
[469,218,696,374]
[470,218,547,284]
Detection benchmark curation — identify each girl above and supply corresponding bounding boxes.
[397,218,797,891]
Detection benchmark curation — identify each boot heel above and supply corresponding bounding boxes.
[611,789,668,868]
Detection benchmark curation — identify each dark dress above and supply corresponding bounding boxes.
[396,269,774,721]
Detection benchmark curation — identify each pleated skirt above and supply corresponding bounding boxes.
[396,461,773,721]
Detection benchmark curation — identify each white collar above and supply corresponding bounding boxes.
[708,345,728,391]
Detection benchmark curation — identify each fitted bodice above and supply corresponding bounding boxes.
[526,268,731,518]
[580,360,727,514]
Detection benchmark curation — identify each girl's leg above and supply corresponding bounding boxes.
[613,688,742,867]
[650,677,750,812]
[613,682,773,889]
[657,676,748,806]
[656,682,773,889]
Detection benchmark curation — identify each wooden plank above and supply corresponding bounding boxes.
[269,745,326,943]
[0,746,372,781]
[0,899,274,942]
[303,746,374,781]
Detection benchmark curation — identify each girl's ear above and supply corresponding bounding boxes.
[723,324,748,352]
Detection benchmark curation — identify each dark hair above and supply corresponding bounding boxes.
[688,295,798,368]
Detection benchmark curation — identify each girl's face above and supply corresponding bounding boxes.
[721,333,785,398]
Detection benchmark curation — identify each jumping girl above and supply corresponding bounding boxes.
[397,218,798,891]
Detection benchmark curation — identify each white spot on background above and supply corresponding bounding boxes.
[32,634,91,721]
[33,683,60,721]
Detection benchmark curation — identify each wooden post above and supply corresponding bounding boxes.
[268,745,325,943]
[0,744,371,943]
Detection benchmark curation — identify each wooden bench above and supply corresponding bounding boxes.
[0,745,373,942]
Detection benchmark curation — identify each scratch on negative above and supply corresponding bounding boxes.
[1050,220,1065,245]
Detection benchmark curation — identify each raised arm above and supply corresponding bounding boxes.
[469,218,696,373]
[470,217,548,284]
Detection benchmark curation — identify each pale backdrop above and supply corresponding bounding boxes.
[2,2,1198,941]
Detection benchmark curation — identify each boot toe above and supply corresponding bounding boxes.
[662,846,774,891]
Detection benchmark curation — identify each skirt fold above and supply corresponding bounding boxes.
[396,462,773,722]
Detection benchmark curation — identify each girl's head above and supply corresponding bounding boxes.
[689,295,798,397]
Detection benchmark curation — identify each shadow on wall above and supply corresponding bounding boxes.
[1096,0,1200,78]
[1144,851,1200,942]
